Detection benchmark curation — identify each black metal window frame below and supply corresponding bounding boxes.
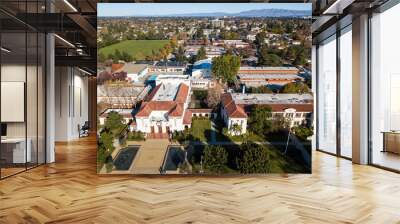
[314,20,352,160]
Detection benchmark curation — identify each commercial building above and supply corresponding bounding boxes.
[148,61,187,73]
[213,40,250,48]
[211,18,224,28]
[119,63,149,82]
[238,66,303,87]
[184,45,226,59]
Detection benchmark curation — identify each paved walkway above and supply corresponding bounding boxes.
[130,139,169,174]
[210,120,217,143]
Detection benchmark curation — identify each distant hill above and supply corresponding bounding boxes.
[112,8,310,18]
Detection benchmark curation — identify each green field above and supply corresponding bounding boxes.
[99,40,169,60]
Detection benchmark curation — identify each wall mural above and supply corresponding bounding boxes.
[96,3,313,175]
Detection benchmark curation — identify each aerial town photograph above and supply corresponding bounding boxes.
[97,3,313,175]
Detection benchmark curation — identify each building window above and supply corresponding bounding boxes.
[317,34,337,154]
[339,25,352,158]
[370,4,400,171]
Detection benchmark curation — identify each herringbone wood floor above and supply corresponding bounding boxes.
[1,136,400,224]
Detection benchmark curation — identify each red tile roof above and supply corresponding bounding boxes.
[136,101,177,117]
[188,108,213,113]
[175,83,189,103]
[268,104,313,112]
[111,63,124,73]
[136,83,190,118]
[145,84,162,101]
[183,110,192,124]
[221,93,248,118]
[169,103,184,117]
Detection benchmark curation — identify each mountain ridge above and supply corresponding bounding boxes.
[101,8,310,18]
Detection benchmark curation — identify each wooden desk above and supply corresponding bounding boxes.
[1,138,31,163]
[382,131,400,154]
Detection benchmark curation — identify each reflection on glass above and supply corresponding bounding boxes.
[317,35,337,154]
[371,4,400,171]
[1,31,27,177]
[340,26,352,158]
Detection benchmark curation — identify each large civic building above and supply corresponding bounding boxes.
[135,80,192,136]
[221,93,313,135]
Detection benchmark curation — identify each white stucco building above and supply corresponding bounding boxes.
[135,80,192,136]
[220,93,314,135]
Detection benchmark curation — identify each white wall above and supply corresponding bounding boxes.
[54,67,89,141]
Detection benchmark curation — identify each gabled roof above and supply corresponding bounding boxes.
[221,93,248,118]
[183,110,192,125]
[169,103,184,117]
[135,83,190,118]
[175,84,189,103]
[145,84,162,101]
[135,101,177,117]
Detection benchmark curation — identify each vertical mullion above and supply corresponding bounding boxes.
[36,0,39,167]
[0,18,2,179]
[25,0,28,171]
[336,29,341,157]
[367,11,373,165]
[315,44,319,151]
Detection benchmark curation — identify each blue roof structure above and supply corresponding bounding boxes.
[193,59,212,70]
[147,75,158,81]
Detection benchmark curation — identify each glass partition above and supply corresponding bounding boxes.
[0,1,46,179]
[1,31,28,177]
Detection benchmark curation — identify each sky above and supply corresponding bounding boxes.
[98,3,311,17]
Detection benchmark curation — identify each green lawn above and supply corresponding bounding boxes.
[99,40,169,60]
[190,119,212,142]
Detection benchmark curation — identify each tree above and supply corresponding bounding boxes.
[258,45,282,66]
[114,49,122,61]
[211,54,240,85]
[203,145,228,174]
[225,48,234,56]
[247,85,273,94]
[170,36,177,49]
[237,141,270,174]
[175,45,186,63]
[248,105,273,136]
[292,125,313,141]
[196,46,207,61]
[255,31,266,46]
[195,28,204,39]
[97,71,113,84]
[97,130,115,172]
[104,111,125,136]
[113,71,127,81]
[280,82,310,94]
[206,85,222,109]
[293,50,307,66]
[121,51,133,62]
[98,52,106,62]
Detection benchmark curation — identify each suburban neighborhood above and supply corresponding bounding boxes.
[97,7,313,175]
